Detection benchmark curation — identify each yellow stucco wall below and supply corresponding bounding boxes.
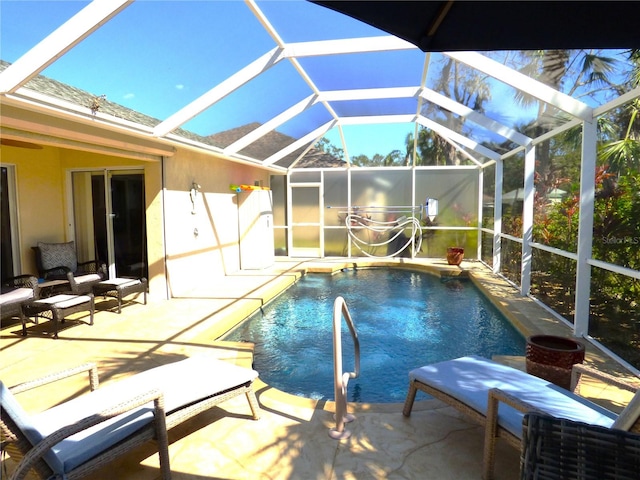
[1,143,167,298]
[1,144,65,273]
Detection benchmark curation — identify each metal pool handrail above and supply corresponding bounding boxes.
[329,296,360,440]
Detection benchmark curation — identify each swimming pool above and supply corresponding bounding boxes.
[225,268,525,403]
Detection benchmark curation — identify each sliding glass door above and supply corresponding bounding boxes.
[1,166,18,281]
[72,170,147,279]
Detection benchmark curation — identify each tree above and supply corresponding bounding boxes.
[598,49,640,176]
[416,56,492,165]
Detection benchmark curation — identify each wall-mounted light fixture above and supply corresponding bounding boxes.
[425,197,438,223]
[190,181,201,214]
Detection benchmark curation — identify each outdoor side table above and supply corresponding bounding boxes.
[37,279,70,298]
[93,277,147,313]
[24,293,94,338]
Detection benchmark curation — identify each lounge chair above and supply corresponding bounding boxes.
[0,275,40,328]
[1,355,260,480]
[33,242,106,295]
[402,355,640,480]
[521,412,640,480]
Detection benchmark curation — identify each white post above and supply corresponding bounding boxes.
[521,144,535,296]
[574,119,597,336]
[493,159,503,274]
[477,168,483,261]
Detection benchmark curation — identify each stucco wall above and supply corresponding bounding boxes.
[2,144,65,274]
[162,149,270,296]
[1,143,166,298]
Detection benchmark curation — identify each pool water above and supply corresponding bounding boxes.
[225,268,525,403]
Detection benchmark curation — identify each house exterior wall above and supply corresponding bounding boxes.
[1,142,168,297]
[2,144,65,271]
[2,111,272,302]
[161,148,270,296]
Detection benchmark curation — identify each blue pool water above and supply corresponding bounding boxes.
[225,268,525,403]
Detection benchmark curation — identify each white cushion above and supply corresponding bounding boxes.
[0,287,34,305]
[409,355,617,438]
[74,274,102,286]
[99,278,141,287]
[34,294,91,309]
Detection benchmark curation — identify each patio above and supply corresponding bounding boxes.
[1,258,635,479]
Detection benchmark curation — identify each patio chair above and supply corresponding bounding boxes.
[33,242,106,295]
[521,412,640,480]
[1,355,261,480]
[0,275,40,327]
[402,355,640,480]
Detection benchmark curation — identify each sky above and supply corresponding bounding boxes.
[0,1,634,162]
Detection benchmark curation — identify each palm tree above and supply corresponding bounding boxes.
[599,49,640,176]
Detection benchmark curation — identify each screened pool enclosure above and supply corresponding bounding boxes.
[1,1,639,368]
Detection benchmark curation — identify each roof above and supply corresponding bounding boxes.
[1,1,638,171]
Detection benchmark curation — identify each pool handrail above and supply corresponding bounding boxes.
[329,296,360,440]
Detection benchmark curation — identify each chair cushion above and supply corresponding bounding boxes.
[0,287,34,305]
[38,241,77,272]
[409,355,617,438]
[73,274,102,286]
[31,356,259,474]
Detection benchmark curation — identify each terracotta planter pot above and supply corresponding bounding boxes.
[446,247,464,265]
[525,335,585,389]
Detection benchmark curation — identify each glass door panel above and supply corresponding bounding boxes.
[290,185,321,257]
[72,170,147,279]
[1,167,15,281]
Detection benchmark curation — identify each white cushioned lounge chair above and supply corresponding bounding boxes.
[1,356,260,480]
[402,355,640,480]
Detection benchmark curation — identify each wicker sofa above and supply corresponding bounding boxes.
[403,355,640,480]
[1,356,260,480]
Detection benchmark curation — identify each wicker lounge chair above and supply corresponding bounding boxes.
[402,355,640,480]
[520,412,640,480]
[1,356,261,480]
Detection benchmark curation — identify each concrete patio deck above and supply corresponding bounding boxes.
[1,258,636,479]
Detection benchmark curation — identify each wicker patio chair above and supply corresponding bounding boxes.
[1,356,260,480]
[33,242,107,295]
[0,275,40,327]
[402,355,640,480]
[521,412,640,479]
